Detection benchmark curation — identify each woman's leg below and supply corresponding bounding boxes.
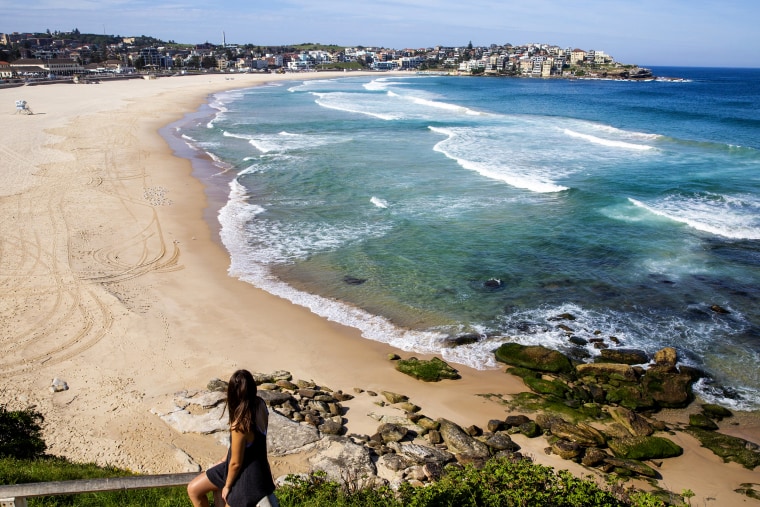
[187,472,220,507]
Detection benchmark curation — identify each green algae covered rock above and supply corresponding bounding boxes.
[689,413,719,430]
[608,435,683,460]
[523,376,570,398]
[494,343,573,374]
[395,356,461,382]
[685,427,760,469]
[701,403,733,421]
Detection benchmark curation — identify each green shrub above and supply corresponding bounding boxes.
[0,404,47,459]
[277,457,667,507]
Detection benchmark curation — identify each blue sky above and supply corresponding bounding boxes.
[3,0,759,67]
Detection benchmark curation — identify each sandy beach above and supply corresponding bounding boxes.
[1,73,758,505]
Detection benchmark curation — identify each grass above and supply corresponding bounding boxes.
[1,455,678,507]
[0,457,189,506]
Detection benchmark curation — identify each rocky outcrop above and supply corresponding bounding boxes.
[598,348,649,365]
[607,436,683,460]
[494,343,573,374]
[395,356,461,381]
[607,406,654,437]
[437,418,490,459]
[153,364,733,490]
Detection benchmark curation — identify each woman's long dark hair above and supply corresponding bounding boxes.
[226,369,259,433]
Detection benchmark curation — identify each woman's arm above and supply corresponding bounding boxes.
[222,429,247,501]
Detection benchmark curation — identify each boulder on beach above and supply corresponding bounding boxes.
[494,343,573,374]
[608,435,683,460]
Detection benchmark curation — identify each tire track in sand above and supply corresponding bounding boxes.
[0,104,184,377]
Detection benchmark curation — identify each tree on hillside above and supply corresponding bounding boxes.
[201,56,216,69]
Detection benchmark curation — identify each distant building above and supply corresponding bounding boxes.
[9,57,82,76]
[0,60,12,78]
[570,48,586,65]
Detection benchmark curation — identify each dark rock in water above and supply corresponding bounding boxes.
[444,333,481,347]
[549,313,576,321]
[494,343,573,374]
[568,336,588,346]
[343,276,367,285]
[689,413,719,430]
[514,321,534,333]
[710,304,730,314]
[566,347,592,362]
[599,348,649,365]
[484,278,504,289]
[677,365,706,382]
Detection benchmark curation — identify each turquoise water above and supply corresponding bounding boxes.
[170,68,760,410]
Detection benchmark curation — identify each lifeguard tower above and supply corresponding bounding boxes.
[14,99,33,115]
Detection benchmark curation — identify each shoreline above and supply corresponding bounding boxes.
[0,73,758,505]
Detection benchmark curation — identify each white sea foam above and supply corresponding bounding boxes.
[629,194,760,240]
[564,129,655,151]
[589,123,661,141]
[312,91,403,121]
[223,129,348,154]
[371,196,389,209]
[288,79,337,93]
[363,78,393,91]
[429,126,569,193]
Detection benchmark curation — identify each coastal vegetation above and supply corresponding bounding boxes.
[0,401,675,506]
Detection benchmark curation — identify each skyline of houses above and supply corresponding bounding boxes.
[1,29,636,79]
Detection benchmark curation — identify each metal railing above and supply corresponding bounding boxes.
[0,472,198,506]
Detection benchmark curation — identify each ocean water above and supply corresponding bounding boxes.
[169,67,760,410]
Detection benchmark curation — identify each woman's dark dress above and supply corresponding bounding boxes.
[206,422,276,507]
